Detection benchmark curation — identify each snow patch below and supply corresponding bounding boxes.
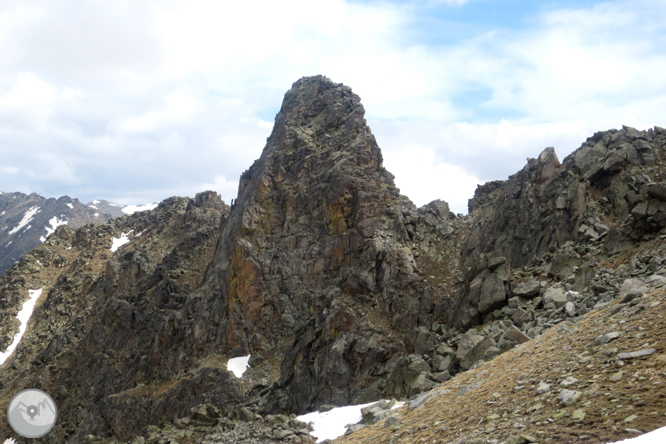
[5,241,11,247]
[8,206,40,235]
[93,200,100,204]
[4,438,16,444]
[609,426,666,443]
[110,231,133,252]
[122,203,158,215]
[40,216,68,243]
[227,355,250,378]
[67,203,74,209]
[94,212,99,217]
[89,204,98,209]
[297,402,377,443]
[0,289,42,366]
[295,403,664,444]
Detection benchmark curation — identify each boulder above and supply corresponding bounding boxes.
[455,332,484,362]
[512,280,541,297]
[478,273,508,314]
[647,182,666,201]
[543,287,568,308]
[503,325,531,344]
[460,336,495,370]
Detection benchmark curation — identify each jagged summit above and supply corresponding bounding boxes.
[267,75,369,148]
[235,75,392,209]
[202,75,441,412]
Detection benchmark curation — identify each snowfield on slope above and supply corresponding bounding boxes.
[297,401,405,443]
[122,203,158,215]
[110,231,133,252]
[0,289,42,366]
[8,207,40,235]
[40,216,68,242]
[227,355,250,378]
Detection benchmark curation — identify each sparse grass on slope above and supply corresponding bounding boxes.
[337,280,666,444]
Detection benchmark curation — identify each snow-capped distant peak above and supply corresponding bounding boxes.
[8,207,41,235]
[92,200,100,205]
[122,203,158,215]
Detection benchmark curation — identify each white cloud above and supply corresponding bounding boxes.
[383,143,480,214]
[453,1,666,124]
[113,91,200,133]
[375,118,631,213]
[429,0,469,4]
[200,175,240,207]
[0,0,663,213]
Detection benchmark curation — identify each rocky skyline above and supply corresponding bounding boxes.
[0,76,664,443]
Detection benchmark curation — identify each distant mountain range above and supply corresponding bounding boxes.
[0,192,155,275]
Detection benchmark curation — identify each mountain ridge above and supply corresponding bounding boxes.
[0,76,664,443]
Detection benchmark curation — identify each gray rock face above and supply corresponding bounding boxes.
[452,126,666,327]
[543,287,569,308]
[201,76,453,413]
[593,331,621,346]
[504,325,531,344]
[460,336,495,370]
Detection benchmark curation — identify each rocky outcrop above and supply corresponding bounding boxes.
[0,192,230,442]
[202,76,459,413]
[0,192,124,275]
[454,126,666,328]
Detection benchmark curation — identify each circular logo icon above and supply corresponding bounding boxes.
[7,389,57,438]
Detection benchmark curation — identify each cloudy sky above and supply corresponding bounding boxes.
[0,0,664,214]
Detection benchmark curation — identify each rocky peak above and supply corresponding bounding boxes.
[202,75,443,413]
[232,75,392,224]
